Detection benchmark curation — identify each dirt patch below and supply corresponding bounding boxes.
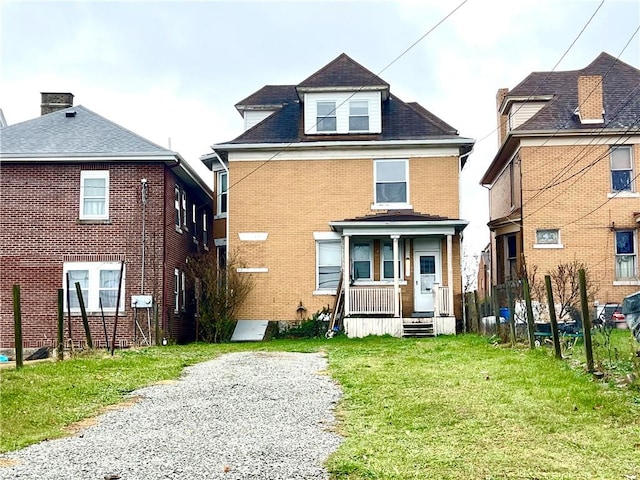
[0,458,18,468]
[63,396,143,436]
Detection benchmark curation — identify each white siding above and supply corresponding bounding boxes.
[304,91,382,135]
[244,110,276,131]
[508,102,546,130]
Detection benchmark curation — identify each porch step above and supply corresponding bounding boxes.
[402,322,435,338]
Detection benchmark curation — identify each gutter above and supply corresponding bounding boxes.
[212,137,476,152]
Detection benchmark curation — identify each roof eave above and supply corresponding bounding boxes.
[213,137,476,152]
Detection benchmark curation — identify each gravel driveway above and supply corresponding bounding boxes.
[0,351,343,480]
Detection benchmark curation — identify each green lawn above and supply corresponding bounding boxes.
[1,334,639,479]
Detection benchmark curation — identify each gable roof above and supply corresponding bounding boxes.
[296,53,389,92]
[506,52,640,131]
[0,105,174,157]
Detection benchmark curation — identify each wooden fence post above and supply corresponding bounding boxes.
[522,276,536,349]
[75,282,93,349]
[13,285,23,369]
[110,261,125,356]
[491,286,500,337]
[57,289,64,361]
[578,269,594,372]
[544,275,562,360]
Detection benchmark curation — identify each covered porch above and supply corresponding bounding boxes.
[328,211,467,338]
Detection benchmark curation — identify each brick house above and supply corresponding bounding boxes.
[480,52,640,307]
[0,93,213,349]
[202,54,475,337]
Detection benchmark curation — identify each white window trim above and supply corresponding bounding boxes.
[216,171,228,218]
[181,190,188,232]
[316,239,342,293]
[533,229,563,249]
[174,186,182,233]
[610,145,634,193]
[348,100,369,132]
[372,159,411,209]
[352,240,373,282]
[63,262,124,313]
[380,241,404,280]
[615,230,637,281]
[181,271,186,311]
[316,101,337,133]
[80,170,109,220]
[174,269,180,313]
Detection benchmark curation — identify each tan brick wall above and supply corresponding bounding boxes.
[577,76,603,122]
[520,142,640,304]
[227,154,464,321]
[489,156,521,219]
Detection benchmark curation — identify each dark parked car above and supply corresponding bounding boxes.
[622,292,640,342]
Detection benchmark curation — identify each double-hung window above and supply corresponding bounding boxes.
[381,242,403,280]
[374,159,409,206]
[316,240,341,291]
[174,269,180,313]
[506,234,517,280]
[349,100,369,131]
[80,171,109,220]
[174,186,181,231]
[616,230,637,279]
[352,241,372,281]
[316,101,336,132]
[611,146,633,192]
[217,172,228,216]
[63,262,124,312]
[202,212,208,247]
[191,204,198,241]
[181,191,188,231]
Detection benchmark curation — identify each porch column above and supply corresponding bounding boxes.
[343,234,350,316]
[447,234,454,316]
[391,235,400,318]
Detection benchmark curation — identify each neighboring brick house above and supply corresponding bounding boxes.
[202,54,475,337]
[0,93,213,349]
[480,52,640,306]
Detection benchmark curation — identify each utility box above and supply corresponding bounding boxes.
[131,295,153,308]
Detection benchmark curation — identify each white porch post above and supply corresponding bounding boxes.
[447,234,454,315]
[391,235,400,318]
[344,234,350,316]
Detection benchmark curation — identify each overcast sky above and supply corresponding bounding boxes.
[1,0,639,264]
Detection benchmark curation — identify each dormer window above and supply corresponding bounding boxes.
[304,92,382,135]
[317,102,336,132]
[349,100,369,131]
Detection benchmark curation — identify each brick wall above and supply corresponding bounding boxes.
[520,142,640,303]
[0,161,210,349]
[227,154,464,322]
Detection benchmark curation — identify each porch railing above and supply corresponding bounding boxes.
[436,285,451,316]
[349,286,397,315]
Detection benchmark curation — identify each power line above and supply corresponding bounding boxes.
[225,0,469,192]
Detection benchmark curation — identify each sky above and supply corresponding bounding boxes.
[1,0,639,269]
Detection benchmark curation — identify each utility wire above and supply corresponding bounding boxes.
[226,0,469,192]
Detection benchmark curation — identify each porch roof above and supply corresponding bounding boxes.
[329,211,468,236]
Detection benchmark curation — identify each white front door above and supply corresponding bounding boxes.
[413,248,440,313]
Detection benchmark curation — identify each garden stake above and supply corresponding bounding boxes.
[544,275,562,359]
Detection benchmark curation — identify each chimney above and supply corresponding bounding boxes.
[496,88,509,145]
[576,76,603,124]
[41,92,74,116]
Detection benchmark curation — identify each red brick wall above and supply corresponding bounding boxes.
[0,161,211,349]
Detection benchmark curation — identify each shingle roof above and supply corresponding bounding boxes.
[297,53,389,90]
[234,85,299,113]
[217,53,465,146]
[509,52,640,131]
[0,105,175,157]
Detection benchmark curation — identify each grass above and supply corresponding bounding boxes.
[1,334,639,479]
